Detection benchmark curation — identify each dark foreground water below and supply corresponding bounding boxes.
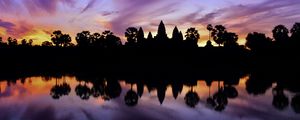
[0,76,299,120]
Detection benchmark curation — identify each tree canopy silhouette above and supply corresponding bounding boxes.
[272,25,289,47]
[51,30,72,47]
[246,32,272,51]
[185,28,200,48]
[290,23,300,47]
[76,31,93,47]
[125,27,138,47]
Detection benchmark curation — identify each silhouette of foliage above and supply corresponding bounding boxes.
[76,31,93,47]
[51,30,72,47]
[246,32,273,51]
[75,83,91,100]
[211,25,227,46]
[7,37,18,46]
[92,32,104,48]
[272,87,289,110]
[291,94,300,113]
[213,87,228,111]
[185,28,200,48]
[272,25,289,47]
[125,27,138,47]
[184,90,200,108]
[207,24,213,41]
[21,39,27,46]
[42,41,53,47]
[223,32,238,48]
[102,31,122,48]
[290,23,300,47]
[125,90,139,107]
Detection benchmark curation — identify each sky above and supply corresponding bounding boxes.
[0,0,300,45]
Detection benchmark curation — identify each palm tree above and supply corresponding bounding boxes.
[124,84,139,107]
[184,86,200,108]
[207,24,213,41]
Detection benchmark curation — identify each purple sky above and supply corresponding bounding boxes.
[0,0,300,45]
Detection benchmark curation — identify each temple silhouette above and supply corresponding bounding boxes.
[0,21,300,113]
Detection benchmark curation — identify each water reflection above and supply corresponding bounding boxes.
[1,74,300,120]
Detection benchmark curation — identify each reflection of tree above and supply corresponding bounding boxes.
[50,78,71,100]
[50,79,61,99]
[246,73,273,95]
[291,94,300,113]
[212,81,228,112]
[206,79,216,108]
[272,86,289,110]
[124,84,138,107]
[224,85,238,99]
[102,80,121,100]
[75,82,91,100]
[91,81,105,98]
[184,87,199,108]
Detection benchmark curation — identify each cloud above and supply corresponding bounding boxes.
[109,0,182,37]
[178,0,300,44]
[81,0,98,14]
[0,19,16,34]
[0,19,36,40]
[0,0,76,16]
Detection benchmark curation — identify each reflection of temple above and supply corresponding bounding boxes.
[1,63,300,114]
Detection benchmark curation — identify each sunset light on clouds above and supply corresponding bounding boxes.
[1,0,300,45]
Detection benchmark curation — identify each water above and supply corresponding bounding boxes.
[0,76,299,120]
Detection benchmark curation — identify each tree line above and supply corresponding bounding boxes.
[0,21,299,51]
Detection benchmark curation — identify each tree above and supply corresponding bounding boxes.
[76,31,92,47]
[51,30,71,47]
[42,41,53,47]
[7,37,17,46]
[0,37,6,46]
[51,30,63,47]
[125,27,138,47]
[61,34,72,47]
[92,32,104,48]
[185,28,200,48]
[246,32,272,51]
[211,25,227,46]
[223,32,239,48]
[290,23,300,47]
[272,25,289,47]
[207,24,213,41]
[102,31,122,48]
[21,39,27,46]
[28,39,33,46]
